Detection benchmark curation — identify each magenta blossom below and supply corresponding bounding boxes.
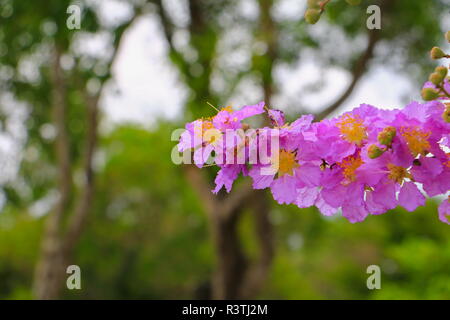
[177,100,450,224]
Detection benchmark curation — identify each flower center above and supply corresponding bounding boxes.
[194,120,215,141]
[338,154,364,183]
[387,163,412,184]
[445,153,450,168]
[221,106,233,113]
[275,149,299,177]
[400,127,430,157]
[337,114,367,145]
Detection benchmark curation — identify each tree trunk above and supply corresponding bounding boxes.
[33,47,72,299]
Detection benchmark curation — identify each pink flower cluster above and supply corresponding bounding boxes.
[177,100,450,224]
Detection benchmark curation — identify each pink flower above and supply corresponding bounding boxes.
[177,99,450,224]
[178,102,265,167]
[248,114,321,205]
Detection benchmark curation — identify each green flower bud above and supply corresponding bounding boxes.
[435,66,448,78]
[346,0,361,5]
[307,0,321,9]
[443,105,450,123]
[429,72,444,86]
[368,144,384,159]
[446,31,450,43]
[421,87,439,101]
[377,126,396,146]
[305,9,321,24]
[430,47,446,60]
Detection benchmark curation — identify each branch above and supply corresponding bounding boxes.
[219,180,255,221]
[239,189,274,299]
[51,46,73,225]
[316,29,380,120]
[259,0,277,106]
[63,14,140,253]
[63,92,99,253]
[33,45,72,299]
[153,0,190,76]
[183,165,216,215]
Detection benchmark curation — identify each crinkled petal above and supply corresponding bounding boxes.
[249,166,274,189]
[296,164,322,187]
[342,204,369,223]
[178,130,194,152]
[193,144,214,168]
[296,187,319,208]
[271,175,297,204]
[371,182,397,211]
[438,198,450,225]
[315,193,338,216]
[212,165,242,194]
[366,191,387,215]
[234,101,265,120]
[398,182,425,212]
[268,109,285,127]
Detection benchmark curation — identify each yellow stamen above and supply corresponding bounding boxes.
[336,114,367,145]
[194,120,219,144]
[338,154,364,183]
[445,153,450,168]
[194,120,213,136]
[387,163,412,184]
[221,106,233,113]
[273,149,299,177]
[400,126,430,157]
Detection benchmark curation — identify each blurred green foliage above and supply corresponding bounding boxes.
[1,124,449,299]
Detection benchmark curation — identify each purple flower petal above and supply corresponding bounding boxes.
[342,204,369,223]
[212,165,242,194]
[234,101,265,121]
[268,109,285,127]
[296,187,319,208]
[315,193,338,216]
[371,182,397,211]
[398,182,425,212]
[271,175,297,204]
[438,198,450,225]
[249,165,274,189]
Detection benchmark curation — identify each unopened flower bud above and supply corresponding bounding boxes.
[305,9,321,24]
[346,0,361,5]
[443,105,450,123]
[368,144,384,159]
[307,0,321,9]
[431,47,446,60]
[421,87,439,101]
[446,31,450,43]
[377,126,396,146]
[435,66,448,78]
[429,72,444,86]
